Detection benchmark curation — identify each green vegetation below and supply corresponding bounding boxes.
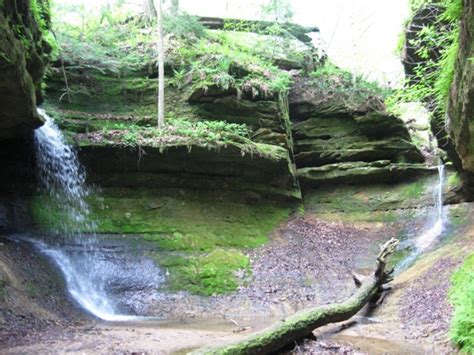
[303,176,433,214]
[164,12,206,39]
[157,249,250,296]
[449,253,474,353]
[387,0,463,114]
[310,61,392,102]
[447,172,462,190]
[33,189,291,244]
[447,204,469,228]
[169,30,294,98]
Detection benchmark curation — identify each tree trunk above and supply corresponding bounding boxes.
[157,0,165,128]
[193,238,399,355]
[143,0,157,22]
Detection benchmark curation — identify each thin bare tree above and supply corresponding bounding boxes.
[157,0,165,128]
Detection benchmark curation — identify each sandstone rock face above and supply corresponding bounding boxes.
[448,0,474,174]
[189,86,293,150]
[45,69,300,201]
[0,0,51,140]
[78,143,299,200]
[289,77,426,185]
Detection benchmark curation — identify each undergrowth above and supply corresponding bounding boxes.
[449,253,474,353]
[169,30,294,99]
[74,116,284,161]
[310,61,391,100]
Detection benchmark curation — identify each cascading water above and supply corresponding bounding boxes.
[414,164,445,251]
[33,109,163,321]
[396,164,445,271]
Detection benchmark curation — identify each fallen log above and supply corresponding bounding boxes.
[193,238,399,355]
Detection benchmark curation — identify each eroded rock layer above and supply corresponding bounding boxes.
[289,76,426,185]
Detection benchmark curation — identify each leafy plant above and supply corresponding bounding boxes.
[387,0,463,114]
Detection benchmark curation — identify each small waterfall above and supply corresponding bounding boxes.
[396,164,445,271]
[33,109,163,321]
[414,164,445,251]
[34,109,94,231]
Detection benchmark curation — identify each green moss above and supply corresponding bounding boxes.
[447,204,469,227]
[303,175,434,214]
[403,179,429,199]
[157,249,250,296]
[32,189,292,295]
[33,190,291,242]
[449,253,474,353]
[447,172,462,190]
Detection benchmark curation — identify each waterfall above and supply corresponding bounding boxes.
[396,164,445,272]
[414,164,445,251]
[33,109,163,321]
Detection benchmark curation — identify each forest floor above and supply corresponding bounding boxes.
[2,204,472,354]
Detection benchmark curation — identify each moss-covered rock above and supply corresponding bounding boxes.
[302,172,450,213]
[298,160,433,187]
[289,73,425,185]
[0,0,51,140]
[155,249,250,296]
[32,187,293,295]
[292,114,424,168]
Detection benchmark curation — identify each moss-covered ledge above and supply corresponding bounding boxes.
[298,160,435,187]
